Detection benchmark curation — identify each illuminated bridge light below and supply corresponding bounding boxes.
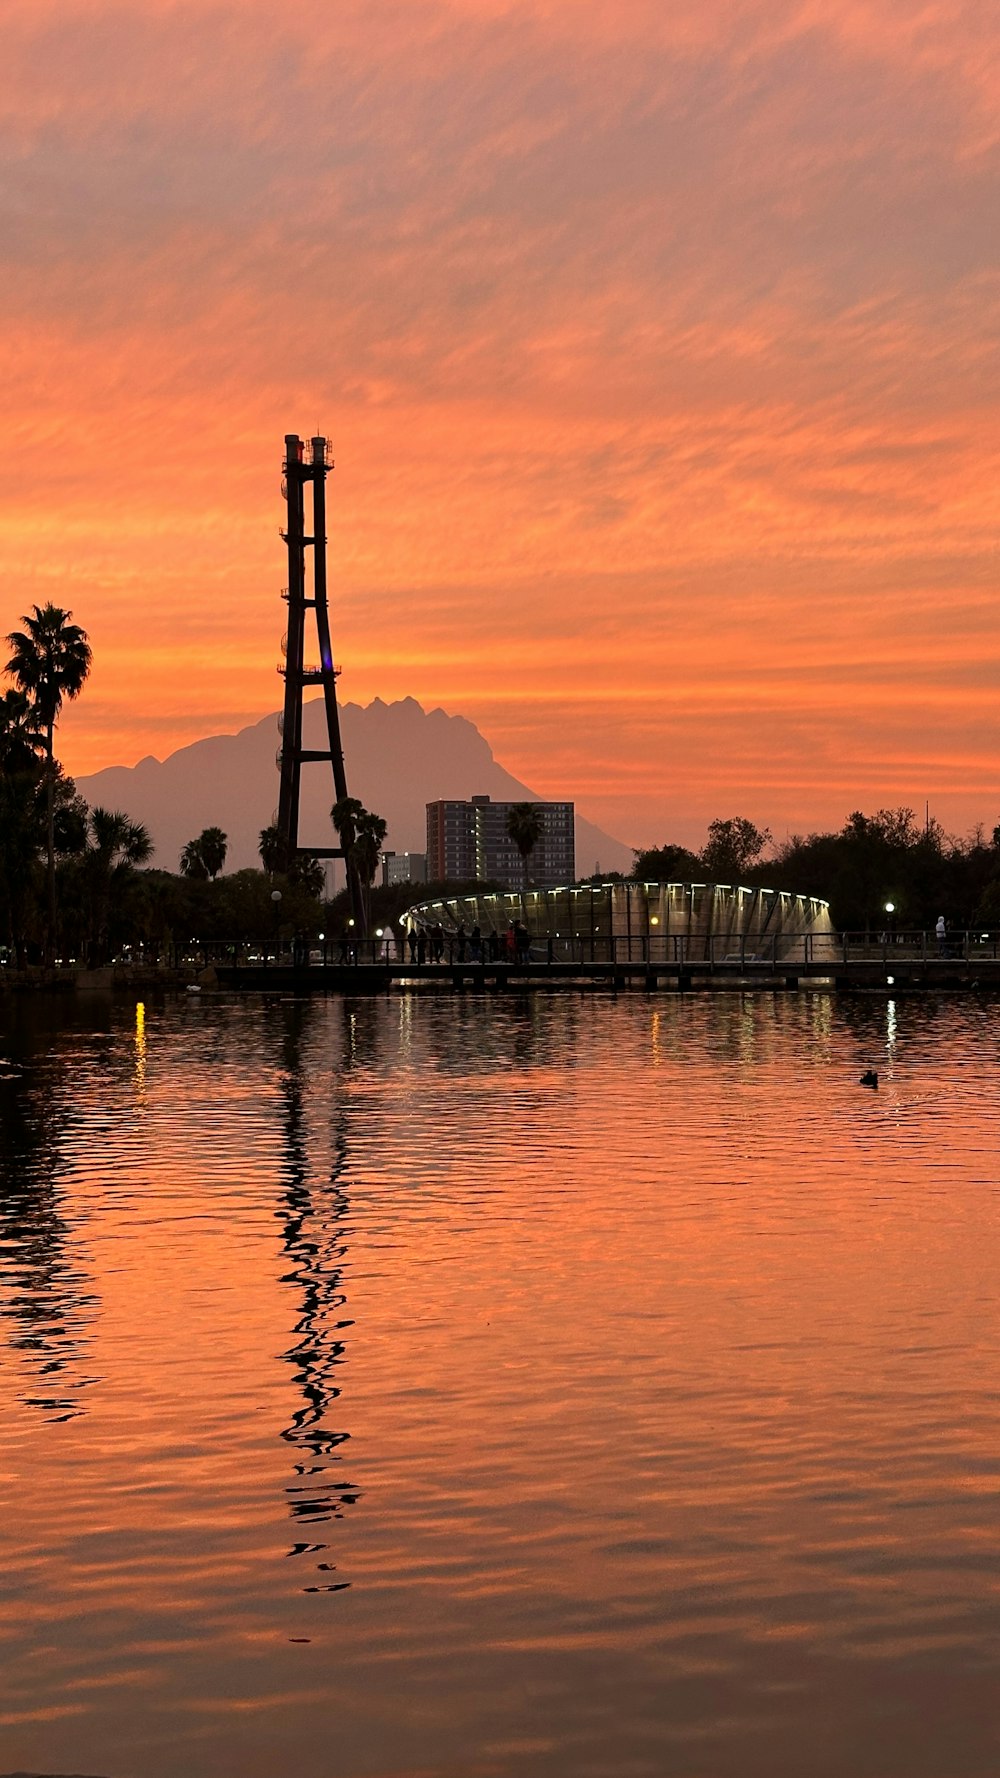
[401,881,837,962]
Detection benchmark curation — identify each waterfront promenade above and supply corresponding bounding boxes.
[209,928,1000,993]
[5,930,999,995]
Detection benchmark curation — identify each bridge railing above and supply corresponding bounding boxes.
[833,929,1000,965]
[162,929,1000,971]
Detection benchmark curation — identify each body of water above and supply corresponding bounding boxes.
[1,989,998,1777]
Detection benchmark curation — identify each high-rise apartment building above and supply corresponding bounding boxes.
[426,796,575,887]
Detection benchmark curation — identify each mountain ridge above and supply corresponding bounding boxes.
[74,695,634,881]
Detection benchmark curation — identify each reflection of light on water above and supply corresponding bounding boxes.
[650,1008,661,1065]
[6,993,1000,1768]
[737,1004,758,1066]
[886,997,897,1063]
[134,1000,147,1097]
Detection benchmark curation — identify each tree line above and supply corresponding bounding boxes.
[0,604,390,966]
[631,813,1000,932]
[5,604,1000,962]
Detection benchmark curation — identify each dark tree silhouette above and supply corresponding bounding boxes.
[332,798,386,931]
[199,827,228,879]
[505,802,543,892]
[180,839,209,880]
[5,605,92,958]
[0,692,46,962]
[259,823,288,877]
[180,827,228,881]
[0,690,43,776]
[331,796,362,861]
[630,842,700,882]
[287,854,326,899]
[700,817,772,883]
[84,808,153,963]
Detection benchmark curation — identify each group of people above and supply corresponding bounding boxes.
[331,919,535,965]
[404,920,532,966]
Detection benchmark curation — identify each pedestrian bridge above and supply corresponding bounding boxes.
[209,928,1000,994]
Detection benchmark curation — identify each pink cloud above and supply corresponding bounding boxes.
[0,0,997,845]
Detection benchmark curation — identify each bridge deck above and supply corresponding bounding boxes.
[212,957,1000,994]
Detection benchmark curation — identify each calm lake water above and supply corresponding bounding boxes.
[1,989,999,1778]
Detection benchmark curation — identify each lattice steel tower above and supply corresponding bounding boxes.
[276,433,362,925]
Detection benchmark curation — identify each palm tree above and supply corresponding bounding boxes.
[287,853,326,898]
[180,838,210,880]
[198,827,228,880]
[332,795,363,932]
[332,797,384,935]
[180,827,228,881]
[0,692,45,963]
[0,689,43,776]
[259,823,288,877]
[85,808,153,963]
[5,604,92,958]
[353,808,387,921]
[505,802,543,894]
[331,796,363,857]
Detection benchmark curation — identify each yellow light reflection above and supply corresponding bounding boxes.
[134,1000,147,1099]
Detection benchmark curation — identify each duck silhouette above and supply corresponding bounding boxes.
[860,1069,879,1088]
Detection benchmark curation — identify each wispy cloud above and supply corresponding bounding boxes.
[0,0,997,842]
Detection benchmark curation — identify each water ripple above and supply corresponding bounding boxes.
[1,991,1000,1777]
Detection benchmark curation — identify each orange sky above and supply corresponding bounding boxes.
[1,0,998,850]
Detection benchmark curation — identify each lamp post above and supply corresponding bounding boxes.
[271,889,282,963]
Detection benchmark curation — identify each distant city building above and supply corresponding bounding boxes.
[426,795,575,887]
[382,851,427,886]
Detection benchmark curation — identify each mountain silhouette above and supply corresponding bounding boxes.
[74,696,633,880]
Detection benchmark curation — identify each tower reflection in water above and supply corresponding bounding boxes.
[274,1000,361,1592]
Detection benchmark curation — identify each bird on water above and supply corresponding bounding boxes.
[860,1069,879,1088]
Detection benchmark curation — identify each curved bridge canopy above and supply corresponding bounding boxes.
[404,880,834,962]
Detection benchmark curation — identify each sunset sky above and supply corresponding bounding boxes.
[2,0,997,850]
